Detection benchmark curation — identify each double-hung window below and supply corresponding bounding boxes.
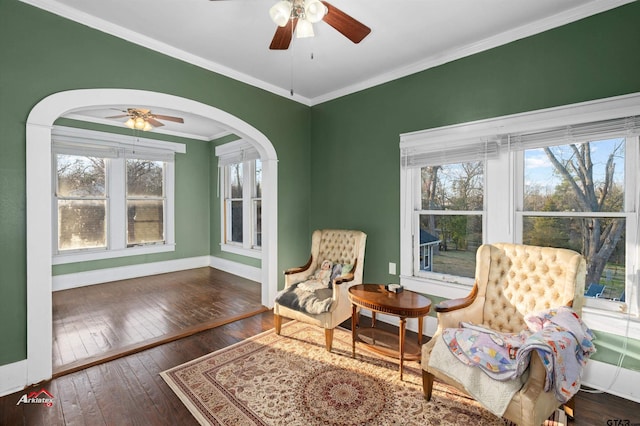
[400,94,640,326]
[401,135,500,286]
[52,126,184,264]
[216,140,262,258]
[512,119,638,312]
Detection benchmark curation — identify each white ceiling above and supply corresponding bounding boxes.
[22,0,631,139]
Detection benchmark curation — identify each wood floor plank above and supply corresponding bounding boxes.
[52,267,263,374]
[4,270,637,425]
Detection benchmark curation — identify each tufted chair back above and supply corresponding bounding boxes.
[421,243,587,426]
[274,229,367,352]
[311,229,366,283]
[474,243,586,333]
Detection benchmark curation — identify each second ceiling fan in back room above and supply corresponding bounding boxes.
[106,108,184,132]
[210,0,371,50]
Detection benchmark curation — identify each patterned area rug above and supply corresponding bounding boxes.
[161,321,563,425]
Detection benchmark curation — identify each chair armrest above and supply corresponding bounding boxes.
[333,272,354,286]
[435,282,478,313]
[284,255,313,275]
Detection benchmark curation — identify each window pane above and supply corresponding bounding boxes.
[524,139,625,212]
[57,154,105,197]
[230,200,243,243]
[253,199,262,247]
[255,159,262,198]
[523,216,625,301]
[419,214,481,278]
[229,163,243,198]
[58,200,106,250]
[421,162,483,211]
[127,200,164,245]
[127,160,164,197]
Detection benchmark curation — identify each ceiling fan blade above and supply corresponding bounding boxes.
[321,1,371,44]
[106,114,129,119]
[147,118,165,127]
[269,18,298,50]
[153,114,184,123]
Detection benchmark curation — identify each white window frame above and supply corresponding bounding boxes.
[400,93,640,336]
[51,126,184,264]
[411,162,486,285]
[216,140,262,259]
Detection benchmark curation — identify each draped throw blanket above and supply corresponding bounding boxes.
[442,306,596,403]
[275,262,353,315]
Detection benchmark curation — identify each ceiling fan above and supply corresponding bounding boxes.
[106,108,184,131]
[209,0,371,50]
[268,0,371,50]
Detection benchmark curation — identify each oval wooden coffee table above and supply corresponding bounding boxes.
[349,284,431,380]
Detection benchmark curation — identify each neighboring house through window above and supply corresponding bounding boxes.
[52,126,184,264]
[216,139,262,258]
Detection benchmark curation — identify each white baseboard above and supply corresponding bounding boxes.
[582,359,640,403]
[209,256,261,282]
[0,360,27,398]
[52,256,211,291]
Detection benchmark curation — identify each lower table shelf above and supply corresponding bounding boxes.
[355,327,421,361]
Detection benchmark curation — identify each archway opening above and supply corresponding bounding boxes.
[26,88,278,384]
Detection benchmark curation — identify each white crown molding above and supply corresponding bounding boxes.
[19,0,633,107]
[310,0,636,105]
[18,0,313,106]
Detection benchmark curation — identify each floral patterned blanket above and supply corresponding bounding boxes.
[442,306,596,403]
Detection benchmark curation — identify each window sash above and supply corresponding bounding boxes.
[52,126,181,262]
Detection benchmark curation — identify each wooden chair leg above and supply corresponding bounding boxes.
[274,313,282,335]
[422,370,434,401]
[563,396,575,418]
[324,328,334,352]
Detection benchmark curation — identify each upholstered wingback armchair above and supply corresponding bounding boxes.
[422,243,586,426]
[274,229,366,351]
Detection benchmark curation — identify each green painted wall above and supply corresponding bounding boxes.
[0,0,310,366]
[309,3,640,368]
[1,0,638,374]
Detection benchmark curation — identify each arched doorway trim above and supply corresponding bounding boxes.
[26,88,278,384]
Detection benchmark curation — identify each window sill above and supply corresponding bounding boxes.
[220,243,262,259]
[400,274,474,300]
[582,305,640,337]
[53,243,176,265]
[401,275,639,337]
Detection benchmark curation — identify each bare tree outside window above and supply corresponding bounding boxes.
[126,159,165,246]
[419,161,483,277]
[524,138,626,299]
[56,154,107,251]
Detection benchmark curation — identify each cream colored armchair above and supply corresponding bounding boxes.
[422,243,586,426]
[274,229,366,351]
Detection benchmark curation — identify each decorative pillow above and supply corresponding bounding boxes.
[329,263,353,288]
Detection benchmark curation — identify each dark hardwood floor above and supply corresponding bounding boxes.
[1,270,638,425]
[52,267,267,376]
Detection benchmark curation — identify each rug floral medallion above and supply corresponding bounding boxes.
[161,321,520,425]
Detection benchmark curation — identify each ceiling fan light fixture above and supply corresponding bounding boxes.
[269,1,292,27]
[125,118,135,129]
[134,117,147,130]
[304,0,327,23]
[296,18,314,38]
